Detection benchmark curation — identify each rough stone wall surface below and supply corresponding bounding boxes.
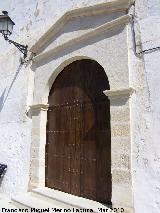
[0,1,160,213]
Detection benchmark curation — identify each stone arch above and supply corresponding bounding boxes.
[29,53,133,210]
[42,56,107,104]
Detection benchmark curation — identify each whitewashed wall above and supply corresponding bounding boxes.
[129,0,160,213]
[0,1,160,213]
[0,0,115,196]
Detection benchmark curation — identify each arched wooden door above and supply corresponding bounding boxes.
[46,59,111,203]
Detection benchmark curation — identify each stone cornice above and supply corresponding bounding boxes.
[29,104,49,111]
[33,14,131,63]
[30,0,135,54]
[103,87,134,99]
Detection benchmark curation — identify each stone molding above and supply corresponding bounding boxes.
[33,15,132,63]
[103,87,134,99]
[30,0,135,54]
[29,104,49,112]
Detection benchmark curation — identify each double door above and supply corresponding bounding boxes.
[45,59,111,203]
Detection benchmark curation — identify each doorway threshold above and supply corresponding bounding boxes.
[32,187,113,213]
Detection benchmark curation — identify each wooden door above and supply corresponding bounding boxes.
[45,59,111,203]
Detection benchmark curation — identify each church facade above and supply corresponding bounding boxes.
[0,1,160,213]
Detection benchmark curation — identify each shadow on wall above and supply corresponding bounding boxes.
[36,26,124,68]
[0,170,7,187]
[0,63,23,112]
[0,89,6,112]
[38,11,125,53]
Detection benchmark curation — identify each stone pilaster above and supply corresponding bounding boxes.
[104,88,134,212]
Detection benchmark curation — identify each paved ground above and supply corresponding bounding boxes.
[0,193,16,209]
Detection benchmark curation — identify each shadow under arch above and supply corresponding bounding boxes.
[45,58,112,204]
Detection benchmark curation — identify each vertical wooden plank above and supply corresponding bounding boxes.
[70,62,82,196]
[81,102,96,200]
[95,101,111,203]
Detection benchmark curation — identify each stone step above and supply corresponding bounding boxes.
[32,187,112,213]
[12,193,64,211]
[31,189,74,209]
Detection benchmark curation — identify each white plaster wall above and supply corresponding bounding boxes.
[0,0,127,197]
[0,50,32,195]
[0,0,119,55]
[129,0,160,213]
